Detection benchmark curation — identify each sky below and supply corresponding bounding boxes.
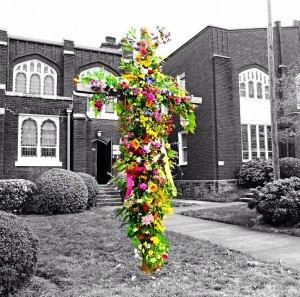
[2,0,300,57]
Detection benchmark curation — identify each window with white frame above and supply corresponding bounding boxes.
[178,131,187,165]
[80,67,118,120]
[239,68,269,100]
[13,60,57,95]
[241,124,272,162]
[15,115,62,167]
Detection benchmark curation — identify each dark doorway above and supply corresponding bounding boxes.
[97,140,112,184]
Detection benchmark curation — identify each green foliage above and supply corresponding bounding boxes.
[25,169,88,214]
[237,159,274,188]
[0,179,36,214]
[76,172,100,209]
[0,211,39,296]
[279,157,300,178]
[250,177,300,226]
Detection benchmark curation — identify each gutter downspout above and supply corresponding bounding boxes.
[66,107,72,170]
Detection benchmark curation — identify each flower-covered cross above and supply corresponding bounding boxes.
[76,27,196,273]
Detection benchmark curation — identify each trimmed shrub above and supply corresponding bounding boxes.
[279,157,300,179]
[249,177,300,226]
[237,159,273,188]
[25,168,88,214]
[0,211,39,296]
[0,179,36,214]
[76,172,100,208]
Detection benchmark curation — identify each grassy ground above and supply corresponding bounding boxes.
[181,204,300,237]
[15,207,300,297]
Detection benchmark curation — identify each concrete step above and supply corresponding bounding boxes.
[97,201,123,206]
[98,190,120,195]
[98,194,121,199]
[239,197,254,202]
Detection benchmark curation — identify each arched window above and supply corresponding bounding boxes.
[41,120,56,157]
[13,60,57,95]
[238,68,269,100]
[30,74,41,94]
[15,73,26,93]
[239,82,246,97]
[257,82,262,99]
[248,81,254,98]
[80,66,118,120]
[21,119,37,157]
[44,76,54,95]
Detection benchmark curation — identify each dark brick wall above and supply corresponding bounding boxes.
[164,27,217,180]
[164,24,300,181]
[1,31,122,180]
[3,96,70,180]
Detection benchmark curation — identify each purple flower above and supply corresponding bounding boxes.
[143,145,151,154]
[152,141,161,149]
[134,89,139,96]
[139,183,148,191]
[145,77,155,86]
[153,169,158,175]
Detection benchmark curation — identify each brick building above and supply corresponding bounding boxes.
[163,21,300,198]
[0,29,122,183]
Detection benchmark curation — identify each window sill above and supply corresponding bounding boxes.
[178,162,188,166]
[15,158,62,167]
[6,91,72,101]
[86,111,118,120]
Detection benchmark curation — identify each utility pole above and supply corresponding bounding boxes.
[267,0,280,180]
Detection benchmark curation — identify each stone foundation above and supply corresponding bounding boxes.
[174,179,238,200]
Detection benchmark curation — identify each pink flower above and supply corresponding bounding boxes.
[134,166,146,174]
[153,111,162,123]
[153,169,158,175]
[134,89,139,96]
[152,141,161,149]
[147,93,155,101]
[162,253,168,261]
[141,214,154,225]
[140,48,147,55]
[143,145,151,154]
[139,183,147,190]
[94,100,103,111]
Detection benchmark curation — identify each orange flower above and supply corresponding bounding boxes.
[131,139,140,150]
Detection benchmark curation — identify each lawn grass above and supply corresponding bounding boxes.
[181,204,300,237]
[15,207,300,297]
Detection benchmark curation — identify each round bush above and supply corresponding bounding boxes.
[250,177,300,226]
[237,159,273,188]
[25,169,88,214]
[76,172,100,208]
[279,157,300,179]
[0,211,39,296]
[0,179,36,214]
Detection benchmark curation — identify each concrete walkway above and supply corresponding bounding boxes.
[166,201,300,271]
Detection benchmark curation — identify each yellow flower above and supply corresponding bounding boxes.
[148,182,158,192]
[150,236,160,245]
[148,250,154,256]
[131,139,140,150]
[122,73,136,81]
[136,54,141,62]
[141,59,151,68]
[140,115,147,127]
[154,221,164,232]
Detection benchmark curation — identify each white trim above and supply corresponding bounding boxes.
[75,44,122,55]
[15,114,62,167]
[64,50,75,55]
[8,34,63,46]
[6,91,72,101]
[213,54,230,59]
[0,84,6,90]
[178,131,187,165]
[0,41,7,46]
[73,90,89,97]
[0,108,5,115]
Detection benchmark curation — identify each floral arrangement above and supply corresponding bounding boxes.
[76,27,196,273]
